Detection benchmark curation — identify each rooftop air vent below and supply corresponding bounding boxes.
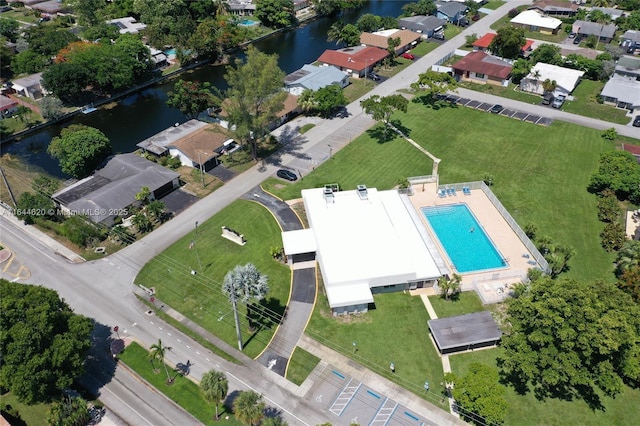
[357,184,368,200]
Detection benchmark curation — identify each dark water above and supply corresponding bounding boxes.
[2,1,405,177]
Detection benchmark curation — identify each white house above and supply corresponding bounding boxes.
[510,10,562,34]
[282,186,441,315]
[11,72,46,100]
[520,62,585,96]
[108,17,147,34]
[601,75,640,113]
[284,64,349,96]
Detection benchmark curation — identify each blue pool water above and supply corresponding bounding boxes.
[164,49,176,56]
[422,204,506,273]
[239,19,259,26]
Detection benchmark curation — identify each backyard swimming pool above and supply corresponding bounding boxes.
[422,204,506,273]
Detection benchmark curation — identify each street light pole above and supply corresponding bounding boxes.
[231,290,243,351]
[197,151,205,188]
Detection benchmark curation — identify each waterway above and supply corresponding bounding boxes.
[2,1,405,177]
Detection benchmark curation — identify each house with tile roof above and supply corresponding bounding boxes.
[452,52,513,86]
[317,46,389,78]
[528,1,579,17]
[0,95,18,118]
[359,29,422,55]
[284,64,349,96]
[472,33,535,57]
[510,10,562,34]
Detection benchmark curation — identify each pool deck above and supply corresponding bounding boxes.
[407,183,534,303]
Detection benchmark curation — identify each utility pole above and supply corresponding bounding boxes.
[197,151,205,188]
[231,290,243,351]
[193,221,202,271]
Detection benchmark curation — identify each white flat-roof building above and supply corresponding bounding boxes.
[283,186,441,315]
[510,10,562,34]
[520,62,585,96]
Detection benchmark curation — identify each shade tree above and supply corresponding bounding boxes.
[589,151,640,204]
[48,124,112,178]
[256,0,296,29]
[233,391,265,426]
[488,26,526,59]
[410,70,458,100]
[360,94,408,137]
[167,80,218,119]
[452,363,508,425]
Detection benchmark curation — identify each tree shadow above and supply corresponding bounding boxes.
[366,124,397,144]
[412,94,458,111]
[389,119,410,137]
[76,321,119,400]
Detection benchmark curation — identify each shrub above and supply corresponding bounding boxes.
[60,215,105,247]
[508,8,519,18]
[600,222,626,252]
[597,192,621,223]
[524,223,538,240]
[601,127,617,140]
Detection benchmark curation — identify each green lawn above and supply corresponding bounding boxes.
[299,123,315,134]
[344,77,375,103]
[135,200,291,359]
[119,342,243,425]
[0,392,50,425]
[409,40,441,57]
[306,290,447,405]
[428,292,485,318]
[483,0,505,10]
[286,346,321,385]
[563,80,631,125]
[458,81,542,104]
[449,348,640,426]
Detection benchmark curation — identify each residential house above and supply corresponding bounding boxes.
[137,120,234,170]
[226,1,256,16]
[452,51,513,86]
[520,62,585,96]
[621,30,640,54]
[614,56,640,80]
[51,153,180,226]
[149,48,168,68]
[510,10,562,34]
[572,20,617,43]
[359,29,422,55]
[211,93,301,130]
[9,0,46,6]
[398,15,446,38]
[0,95,18,118]
[591,7,625,21]
[284,64,349,96]
[31,0,66,15]
[435,2,468,25]
[600,75,640,113]
[472,33,535,57]
[11,72,46,100]
[528,1,579,17]
[108,17,147,35]
[317,45,389,78]
[281,186,441,315]
[293,0,312,16]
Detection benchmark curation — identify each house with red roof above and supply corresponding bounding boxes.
[317,46,389,78]
[472,33,535,58]
[452,52,513,86]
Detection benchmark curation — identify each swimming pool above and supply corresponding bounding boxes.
[422,204,506,273]
[239,19,259,27]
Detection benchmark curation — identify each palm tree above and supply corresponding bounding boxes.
[297,89,316,113]
[132,213,153,233]
[222,263,269,331]
[233,391,265,426]
[591,0,609,7]
[149,339,174,384]
[327,21,346,46]
[542,79,557,94]
[145,200,165,222]
[200,370,228,420]
[615,240,640,278]
[262,417,288,426]
[438,274,462,300]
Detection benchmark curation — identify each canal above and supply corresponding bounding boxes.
[3,1,405,177]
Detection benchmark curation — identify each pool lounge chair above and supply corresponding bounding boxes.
[463,187,471,195]
[438,189,446,198]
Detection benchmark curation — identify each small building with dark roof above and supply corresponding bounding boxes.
[435,2,468,24]
[428,311,502,354]
[452,52,513,86]
[398,15,446,38]
[52,154,180,225]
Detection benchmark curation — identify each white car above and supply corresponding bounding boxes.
[551,94,566,109]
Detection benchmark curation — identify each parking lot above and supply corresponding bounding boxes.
[309,367,436,426]
[441,94,554,126]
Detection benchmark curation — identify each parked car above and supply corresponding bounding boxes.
[432,32,445,41]
[335,106,348,118]
[276,169,297,181]
[633,116,640,127]
[542,92,554,105]
[551,94,566,109]
[490,104,504,114]
[457,17,469,27]
[573,35,582,45]
[401,52,415,60]
[568,32,576,39]
[366,72,380,81]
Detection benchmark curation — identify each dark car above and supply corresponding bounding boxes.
[432,32,445,41]
[276,169,297,181]
[633,116,640,127]
[335,107,348,118]
[490,104,504,114]
[573,35,582,45]
[366,72,380,81]
[457,18,469,27]
[542,92,554,105]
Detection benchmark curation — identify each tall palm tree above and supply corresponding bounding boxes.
[297,89,316,113]
[145,200,165,222]
[233,391,265,426]
[149,339,173,383]
[222,263,269,331]
[200,370,228,420]
[327,21,346,46]
[542,79,557,94]
[438,274,462,300]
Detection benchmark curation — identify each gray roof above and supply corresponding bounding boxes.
[622,30,640,43]
[11,72,43,90]
[137,120,209,155]
[52,154,180,223]
[398,15,446,33]
[591,7,625,19]
[601,75,640,107]
[616,56,640,72]
[428,311,502,352]
[284,64,347,91]
[436,2,467,18]
[574,20,617,39]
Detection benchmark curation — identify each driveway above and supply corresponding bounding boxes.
[160,188,199,216]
